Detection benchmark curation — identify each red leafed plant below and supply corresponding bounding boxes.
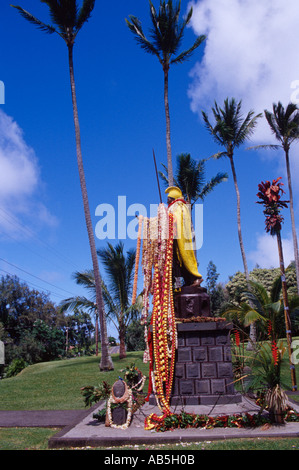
[256,176,297,407]
[256,177,289,235]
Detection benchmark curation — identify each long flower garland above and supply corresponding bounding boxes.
[144,209,177,429]
[133,204,178,428]
[132,215,143,305]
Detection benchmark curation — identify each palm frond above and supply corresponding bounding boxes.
[101,281,118,319]
[11,5,56,34]
[197,172,228,202]
[248,279,271,308]
[128,1,204,68]
[265,102,299,146]
[209,151,228,159]
[202,110,226,147]
[158,169,170,188]
[289,295,299,316]
[76,0,96,32]
[222,304,244,321]
[246,144,281,151]
[124,248,136,297]
[175,153,204,202]
[97,242,136,312]
[72,269,96,296]
[264,300,281,315]
[270,275,282,303]
[235,110,262,147]
[264,108,282,142]
[171,35,206,64]
[40,0,71,28]
[126,16,161,59]
[203,98,261,150]
[243,308,265,327]
[149,0,181,55]
[59,295,95,314]
[158,163,179,188]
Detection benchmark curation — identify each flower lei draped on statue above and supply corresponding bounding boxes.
[133,204,177,428]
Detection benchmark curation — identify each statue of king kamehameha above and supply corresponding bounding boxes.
[165,186,203,288]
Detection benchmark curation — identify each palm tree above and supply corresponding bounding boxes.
[126,0,206,186]
[202,98,262,282]
[12,1,113,370]
[225,278,299,341]
[60,270,100,355]
[61,243,142,360]
[256,177,297,391]
[254,102,299,295]
[159,153,228,208]
[97,243,141,359]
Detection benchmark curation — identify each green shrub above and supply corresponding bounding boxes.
[5,358,28,378]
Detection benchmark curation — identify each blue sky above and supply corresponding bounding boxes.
[1,0,299,338]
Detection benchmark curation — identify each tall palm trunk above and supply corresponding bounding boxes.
[67,44,113,370]
[119,318,127,360]
[229,152,256,348]
[276,230,297,391]
[163,64,173,186]
[228,153,249,280]
[95,313,99,356]
[285,147,299,295]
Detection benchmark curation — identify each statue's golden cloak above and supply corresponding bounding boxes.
[168,199,202,279]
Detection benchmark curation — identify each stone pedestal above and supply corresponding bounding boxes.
[174,286,210,320]
[149,320,241,406]
[149,284,241,406]
[170,321,241,405]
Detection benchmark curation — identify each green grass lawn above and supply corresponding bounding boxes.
[0,351,149,410]
[1,428,299,451]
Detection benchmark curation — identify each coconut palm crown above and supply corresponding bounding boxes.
[159,153,228,207]
[12,0,95,44]
[202,98,262,281]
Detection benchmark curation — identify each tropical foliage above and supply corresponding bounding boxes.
[224,278,299,342]
[159,153,228,207]
[0,275,67,372]
[61,243,142,360]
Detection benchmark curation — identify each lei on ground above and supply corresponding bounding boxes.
[144,408,299,432]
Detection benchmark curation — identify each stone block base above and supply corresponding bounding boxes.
[149,321,242,407]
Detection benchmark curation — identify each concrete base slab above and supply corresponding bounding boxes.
[48,396,299,449]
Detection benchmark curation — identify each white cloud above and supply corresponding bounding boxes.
[248,233,295,269]
[0,110,39,199]
[0,110,57,236]
[188,0,299,143]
